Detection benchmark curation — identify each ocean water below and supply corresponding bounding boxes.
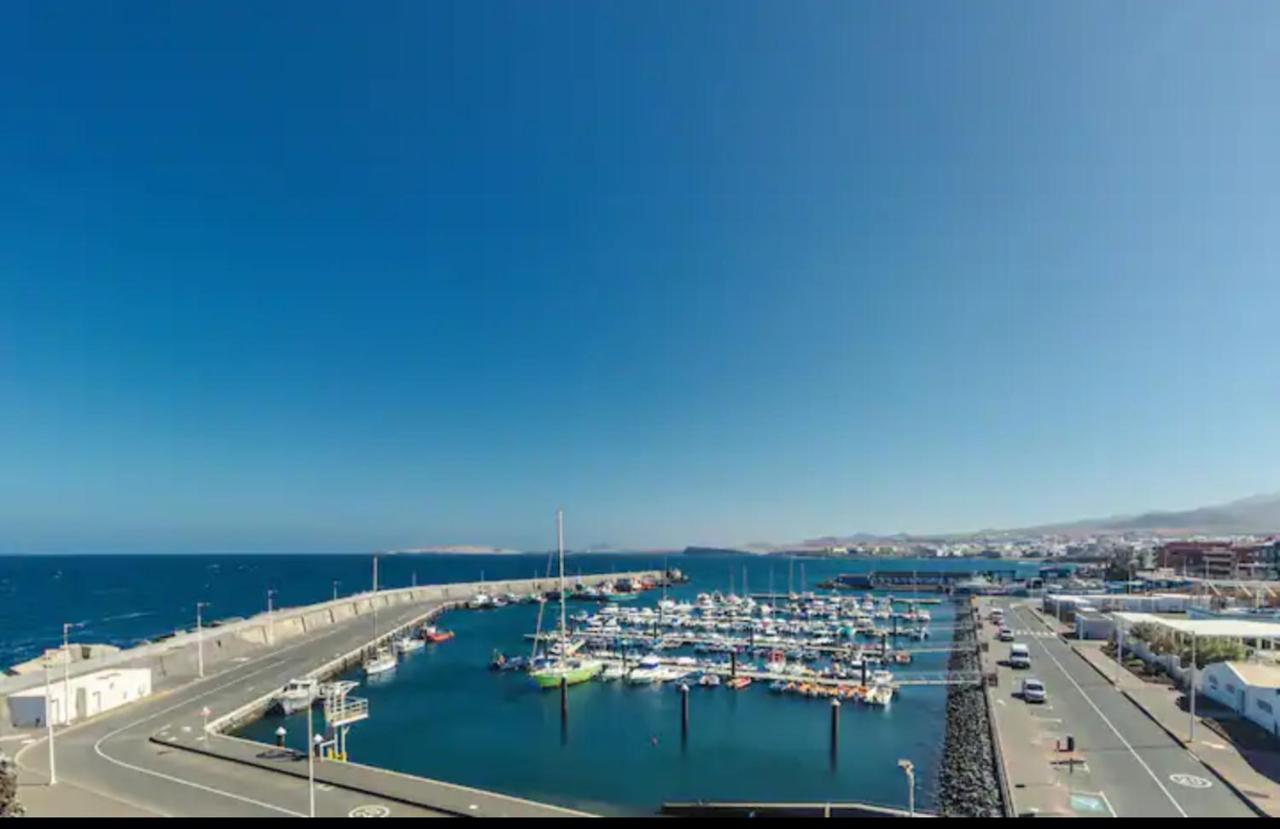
[2,552,1041,813]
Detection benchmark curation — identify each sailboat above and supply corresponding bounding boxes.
[529,509,603,689]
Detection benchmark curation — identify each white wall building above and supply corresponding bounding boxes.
[7,668,152,728]
[1199,661,1280,737]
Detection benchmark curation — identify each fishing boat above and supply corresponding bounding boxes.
[423,625,455,643]
[529,510,603,689]
[393,635,424,654]
[275,678,318,715]
[363,646,397,677]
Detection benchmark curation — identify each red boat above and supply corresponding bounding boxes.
[422,626,455,644]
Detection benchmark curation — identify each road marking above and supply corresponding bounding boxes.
[1170,773,1212,789]
[93,660,309,817]
[1013,607,1189,817]
[1096,789,1118,818]
[349,804,391,817]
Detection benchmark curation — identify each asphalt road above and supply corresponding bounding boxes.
[14,594,531,817]
[993,598,1256,818]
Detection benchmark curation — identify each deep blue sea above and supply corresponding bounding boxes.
[1,553,1041,814]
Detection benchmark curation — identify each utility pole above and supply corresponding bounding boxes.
[43,651,56,784]
[267,589,278,645]
[61,623,73,726]
[1189,633,1197,743]
[307,703,316,817]
[196,602,211,678]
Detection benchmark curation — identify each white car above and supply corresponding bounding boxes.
[998,627,1015,642]
[1021,678,1047,703]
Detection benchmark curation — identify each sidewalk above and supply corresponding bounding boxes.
[1072,640,1280,817]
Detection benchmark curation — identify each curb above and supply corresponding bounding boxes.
[1069,643,1271,818]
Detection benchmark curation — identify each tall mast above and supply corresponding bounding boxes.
[557,509,567,666]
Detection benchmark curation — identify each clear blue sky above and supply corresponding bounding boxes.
[2,2,1279,553]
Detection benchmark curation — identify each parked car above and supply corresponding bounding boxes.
[1021,677,1047,703]
[998,627,1015,642]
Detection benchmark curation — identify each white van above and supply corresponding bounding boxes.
[1009,643,1032,669]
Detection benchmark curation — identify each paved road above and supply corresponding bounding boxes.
[12,589,591,818]
[992,598,1256,818]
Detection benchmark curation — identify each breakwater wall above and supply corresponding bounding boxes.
[937,599,1004,818]
[1,570,660,733]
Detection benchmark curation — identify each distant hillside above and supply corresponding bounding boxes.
[1014,493,1280,537]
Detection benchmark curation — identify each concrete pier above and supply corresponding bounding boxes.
[6,570,660,818]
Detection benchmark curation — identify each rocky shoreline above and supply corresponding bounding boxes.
[937,601,1003,818]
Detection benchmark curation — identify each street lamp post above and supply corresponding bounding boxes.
[307,703,316,817]
[43,650,56,784]
[267,589,278,644]
[1189,633,1197,742]
[1115,620,1124,687]
[196,602,211,678]
[61,623,73,726]
[897,759,915,817]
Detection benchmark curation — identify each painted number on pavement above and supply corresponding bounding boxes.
[349,804,391,817]
[1169,773,1212,789]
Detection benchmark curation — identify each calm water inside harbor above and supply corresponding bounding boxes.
[3,552,1043,814]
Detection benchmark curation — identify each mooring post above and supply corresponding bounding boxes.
[560,676,568,721]
[829,698,840,769]
[275,725,287,748]
[680,682,690,743]
[861,660,868,687]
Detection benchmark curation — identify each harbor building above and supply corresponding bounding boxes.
[1200,661,1280,737]
[7,667,152,727]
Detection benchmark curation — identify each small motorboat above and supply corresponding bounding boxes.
[363,647,397,677]
[275,678,318,715]
[698,672,722,688]
[727,676,752,690]
[394,635,424,654]
[422,625,455,643]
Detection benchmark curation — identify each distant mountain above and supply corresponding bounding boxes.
[718,492,1280,551]
[1013,492,1280,537]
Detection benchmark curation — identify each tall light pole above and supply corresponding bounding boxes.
[897,758,915,817]
[306,702,316,817]
[267,589,278,645]
[196,602,211,678]
[1189,633,1197,742]
[43,650,56,784]
[61,623,74,725]
[1115,619,1124,687]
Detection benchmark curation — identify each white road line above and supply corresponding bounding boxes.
[1015,608,1188,817]
[93,660,308,817]
[1095,789,1118,818]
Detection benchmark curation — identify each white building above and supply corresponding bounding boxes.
[1200,661,1280,736]
[7,668,152,728]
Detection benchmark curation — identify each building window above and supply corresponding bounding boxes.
[1226,683,1236,693]
[1258,699,1273,714]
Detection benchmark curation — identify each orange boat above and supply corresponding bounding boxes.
[423,626,455,644]
[727,676,752,690]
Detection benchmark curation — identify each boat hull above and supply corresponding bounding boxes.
[530,662,602,688]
